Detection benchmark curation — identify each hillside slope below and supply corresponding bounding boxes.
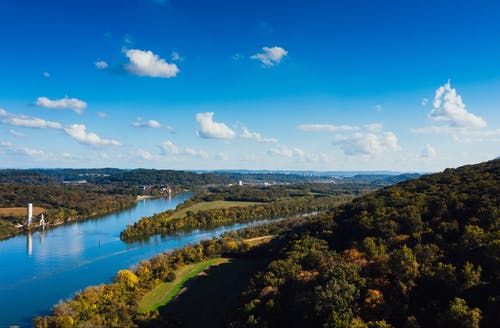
[229,159,499,327]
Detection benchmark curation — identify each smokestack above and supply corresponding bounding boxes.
[27,203,33,226]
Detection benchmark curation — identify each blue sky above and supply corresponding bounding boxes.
[0,0,499,171]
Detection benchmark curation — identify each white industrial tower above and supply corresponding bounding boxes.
[27,203,33,226]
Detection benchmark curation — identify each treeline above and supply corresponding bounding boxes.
[33,220,294,328]
[228,159,499,327]
[120,195,350,241]
[0,183,135,239]
[0,168,235,188]
[192,182,374,203]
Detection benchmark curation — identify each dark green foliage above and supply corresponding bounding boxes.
[32,159,500,327]
[120,193,352,241]
[230,159,499,327]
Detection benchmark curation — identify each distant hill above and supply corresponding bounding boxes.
[230,159,499,327]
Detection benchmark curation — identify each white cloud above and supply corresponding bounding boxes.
[36,96,87,114]
[132,118,162,128]
[124,49,179,78]
[0,109,62,129]
[297,124,359,132]
[171,51,184,62]
[9,129,25,137]
[184,147,209,159]
[374,104,382,112]
[64,124,121,147]
[95,60,108,69]
[159,140,209,159]
[134,148,154,160]
[0,141,45,158]
[196,112,236,139]
[333,131,401,156]
[421,98,428,106]
[268,145,305,159]
[215,152,229,161]
[410,125,500,143]
[240,127,278,143]
[420,144,437,159]
[251,46,288,67]
[43,72,50,78]
[97,112,108,118]
[267,145,332,164]
[364,123,383,132]
[159,140,180,155]
[429,80,486,128]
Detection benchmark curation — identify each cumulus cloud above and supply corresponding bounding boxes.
[0,109,62,129]
[124,49,179,78]
[95,60,108,69]
[159,140,209,159]
[267,145,332,164]
[97,112,108,118]
[134,148,154,160]
[251,46,288,67]
[43,72,50,78]
[268,145,305,159]
[64,124,121,147]
[131,118,162,128]
[421,98,428,106]
[159,140,180,155]
[240,127,277,143]
[420,144,437,159]
[333,131,401,156]
[184,147,209,159]
[429,80,486,128]
[297,124,359,132]
[364,123,383,132]
[196,112,236,139]
[36,96,87,114]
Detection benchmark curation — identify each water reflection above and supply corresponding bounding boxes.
[39,228,45,243]
[27,233,32,256]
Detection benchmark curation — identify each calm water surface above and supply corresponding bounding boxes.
[0,193,266,327]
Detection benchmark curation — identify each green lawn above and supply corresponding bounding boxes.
[142,257,266,327]
[169,200,261,220]
[138,257,228,313]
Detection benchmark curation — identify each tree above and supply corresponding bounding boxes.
[448,297,482,328]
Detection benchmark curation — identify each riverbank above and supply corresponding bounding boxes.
[0,197,137,241]
[0,194,196,327]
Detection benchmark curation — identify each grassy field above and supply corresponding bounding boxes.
[0,207,45,217]
[169,200,261,220]
[143,257,266,327]
[138,257,229,313]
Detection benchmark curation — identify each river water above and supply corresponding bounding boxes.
[0,193,267,327]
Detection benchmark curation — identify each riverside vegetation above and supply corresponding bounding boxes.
[120,183,362,241]
[0,168,235,240]
[34,159,499,327]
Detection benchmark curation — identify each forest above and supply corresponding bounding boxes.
[120,183,361,241]
[35,159,499,327]
[0,168,235,239]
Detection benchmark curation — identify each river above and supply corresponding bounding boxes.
[0,193,270,327]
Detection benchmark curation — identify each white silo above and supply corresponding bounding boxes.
[27,203,33,226]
